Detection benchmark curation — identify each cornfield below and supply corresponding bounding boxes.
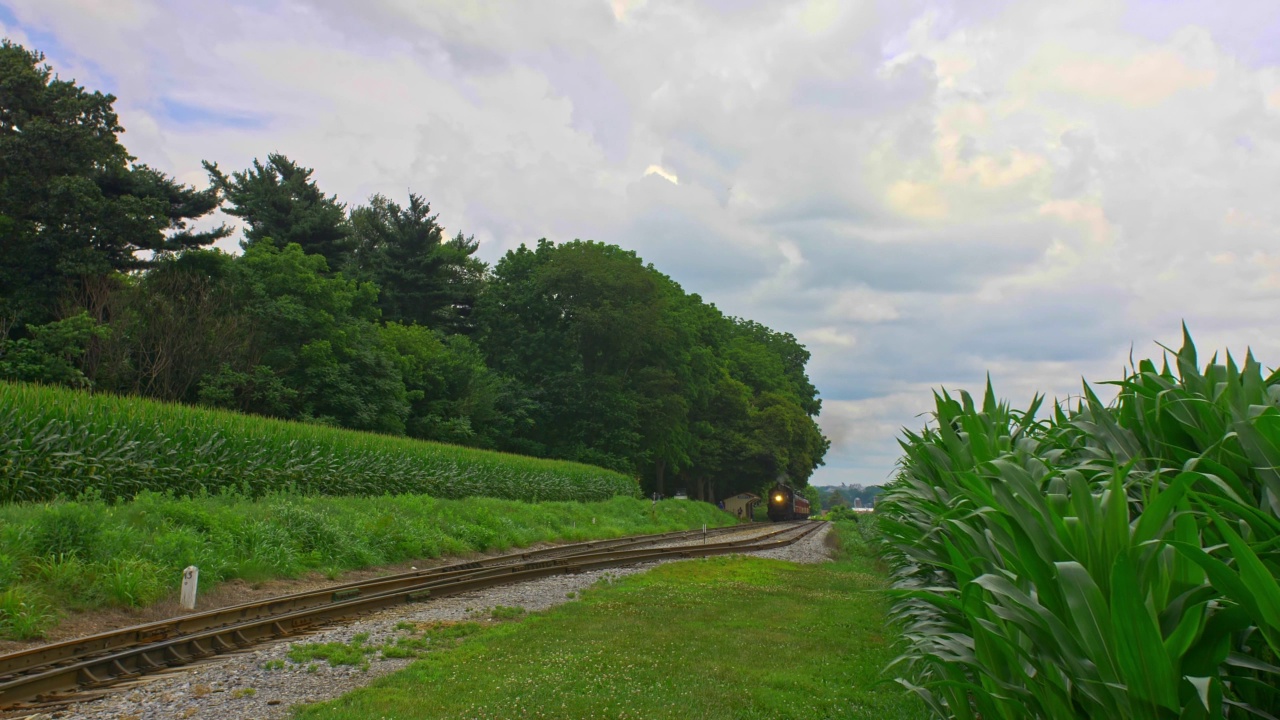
[882,328,1280,719]
[0,382,640,504]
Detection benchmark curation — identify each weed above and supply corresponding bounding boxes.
[28,502,104,559]
[0,553,20,590]
[261,659,286,671]
[0,586,53,639]
[94,558,166,607]
[381,621,483,659]
[288,633,374,670]
[0,492,737,640]
[33,554,93,603]
[232,687,257,698]
[488,605,526,620]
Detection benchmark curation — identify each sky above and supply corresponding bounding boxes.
[5,0,1280,488]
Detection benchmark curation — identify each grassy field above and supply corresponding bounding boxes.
[0,381,637,504]
[883,330,1280,718]
[291,520,926,720]
[0,493,735,640]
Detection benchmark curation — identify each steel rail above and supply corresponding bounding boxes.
[0,522,820,709]
[0,523,754,684]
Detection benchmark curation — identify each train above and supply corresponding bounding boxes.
[766,482,811,521]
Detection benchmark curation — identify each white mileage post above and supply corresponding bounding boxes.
[180,566,199,610]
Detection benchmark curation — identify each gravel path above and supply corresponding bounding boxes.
[22,523,832,720]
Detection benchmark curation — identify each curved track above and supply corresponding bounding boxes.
[0,521,822,711]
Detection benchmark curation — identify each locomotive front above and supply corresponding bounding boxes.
[766,483,810,521]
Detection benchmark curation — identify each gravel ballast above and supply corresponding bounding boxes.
[23,523,833,720]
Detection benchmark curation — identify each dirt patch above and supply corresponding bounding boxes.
[0,541,568,656]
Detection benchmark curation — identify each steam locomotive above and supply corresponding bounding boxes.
[766,482,811,521]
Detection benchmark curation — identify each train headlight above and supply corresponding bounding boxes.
[774,494,784,503]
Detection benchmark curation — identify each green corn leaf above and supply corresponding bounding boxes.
[1110,550,1180,711]
[1201,506,1280,630]
[1161,597,1207,662]
[1134,471,1200,545]
[1054,561,1120,681]
[1168,539,1280,658]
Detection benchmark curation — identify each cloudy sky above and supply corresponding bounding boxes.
[6,0,1280,487]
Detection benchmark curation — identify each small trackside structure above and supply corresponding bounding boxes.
[720,492,760,521]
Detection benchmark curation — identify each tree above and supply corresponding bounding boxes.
[475,239,678,472]
[724,318,822,415]
[0,311,106,388]
[102,250,249,402]
[204,154,350,270]
[378,321,518,446]
[474,238,830,489]
[198,240,408,433]
[800,484,822,513]
[0,41,228,327]
[348,193,486,333]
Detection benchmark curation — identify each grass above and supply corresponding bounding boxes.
[291,520,926,720]
[0,380,637,504]
[882,328,1280,718]
[0,492,736,639]
[284,622,491,668]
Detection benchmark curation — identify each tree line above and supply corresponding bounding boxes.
[816,484,883,510]
[0,40,829,500]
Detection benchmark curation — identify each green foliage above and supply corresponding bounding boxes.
[223,239,409,433]
[0,586,53,639]
[0,380,638,503]
[96,250,247,402]
[0,490,735,639]
[799,483,822,511]
[882,329,1280,719]
[348,193,486,333]
[0,312,107,388]
[486,605,527,620]
[381,621,486,659]
[475,238,828,496]
[204,154,350,270]
[289,632,376,670]
[0,40,227,328]
[377,321,513,447]
[820,505,864,522]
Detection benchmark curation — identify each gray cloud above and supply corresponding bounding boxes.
[8,0,1280,487]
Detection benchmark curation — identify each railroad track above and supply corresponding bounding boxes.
[0,521,823,712]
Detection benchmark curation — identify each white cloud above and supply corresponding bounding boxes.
[8,0,1280,487]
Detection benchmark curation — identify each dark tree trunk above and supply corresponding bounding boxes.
[655,460,665,498]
